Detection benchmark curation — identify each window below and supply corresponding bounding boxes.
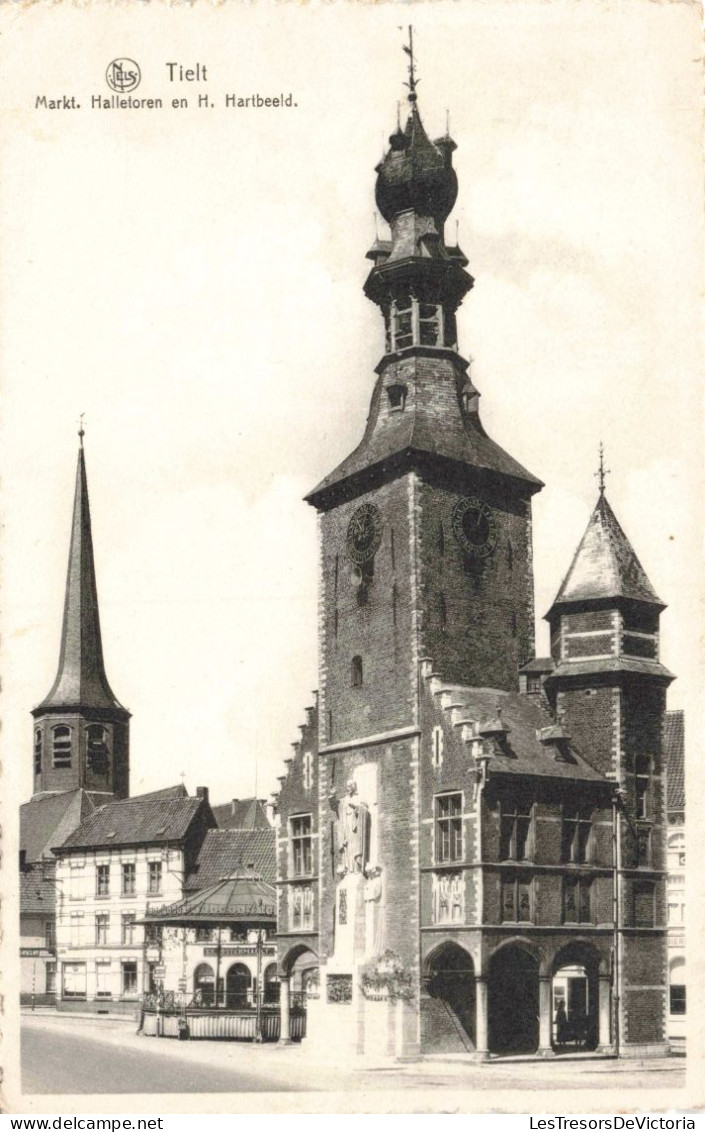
[148,861,162,895]
[95,913,110,946]
[86,725,109,773]
[291,885,313,931]
[527,675,542,694]
[96,960,112,998]
[122,862,136,896]
[670,985,686,1016]
[121,961,138,997]
[635,825,651,868]
[562,805,592,863]
[52,725,72,768]
[386,382,407,410]
[435,794,462,863]
[121,913,136,945]
[633,882,655,927]
[501,875,532,923]
[291,814,313,877]
[69,860,86,901]
[419,302,441,346]
[62,961,86,999]
[195,926,212,942]
[69,911,84,946]
[351,655,363,688]
[635,756,650,819]
[563,877,592,923]
[302,751,313,792]
[431,726,443,770]
[392,296,413,350]
[229,927,247,943]
[34,729,42,775]
[96,864,110,896]
[500,799,533,861]
[668,902,683,926]
[44,921,55,951]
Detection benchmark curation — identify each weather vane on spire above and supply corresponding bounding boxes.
[595,441,610,496]
[402,25,418,102]
[78,412,85,447]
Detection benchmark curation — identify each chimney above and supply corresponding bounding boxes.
[231,798,239,815]
[196,786,209,803]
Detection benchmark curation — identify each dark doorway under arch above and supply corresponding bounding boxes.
[551,943,601,1053]
[488,944,539,1055]
[423,943,475,1053]
[225,963,251,1009]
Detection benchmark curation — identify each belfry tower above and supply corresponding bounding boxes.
[31,434,130,800]
[307,45,542,749]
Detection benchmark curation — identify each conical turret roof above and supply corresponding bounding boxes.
[35,444,127,715]
[548,493,664,614]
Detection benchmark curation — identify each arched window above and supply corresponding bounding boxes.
[52,726,72,768]
[34,729,42,775]
[351,656,363,688]
[635,756,650,819]
[87,725,109,774]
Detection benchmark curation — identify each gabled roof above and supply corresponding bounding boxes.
[20,860,57,915]
[34,445,128,716]
[665,709,685,812]
[548,493,663,614]
[20,789,97,862]
[211,797,271,830]
[185,827,276,890]
[56,786,210,852]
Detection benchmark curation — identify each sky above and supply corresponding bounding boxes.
[2,0,702,812]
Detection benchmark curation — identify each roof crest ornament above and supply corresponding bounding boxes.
[78,412,85,447]
[402,24,418,103]
[595,441,611,497]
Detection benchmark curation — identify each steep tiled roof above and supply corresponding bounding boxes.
[20,860,57,915]
[211,797,270,830]
[431,683,607,783]
[56,786,206,852]
[548,493,663,612]
[20,789,97,862]
[519,657,555,674]
[185,828,276,890]
[665,710,685,812]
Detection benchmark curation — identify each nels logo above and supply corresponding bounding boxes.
[106,59,141,94]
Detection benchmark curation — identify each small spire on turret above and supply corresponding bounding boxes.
[78,412,85,448]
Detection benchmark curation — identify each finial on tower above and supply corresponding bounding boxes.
[78,412,85,447]
[595,442,610,497]
[402,25,418,103]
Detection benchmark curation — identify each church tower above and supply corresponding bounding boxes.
[31,434,130,800]
[307,52,542,751]
[545,474,673,1053]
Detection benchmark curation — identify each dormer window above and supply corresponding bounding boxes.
[386,382,407,411]
[34,729,42,775]
[52,725,72,768]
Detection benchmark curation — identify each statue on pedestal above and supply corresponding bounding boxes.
[330,781,371,877]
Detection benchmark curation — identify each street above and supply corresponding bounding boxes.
[20,1014,686,1102]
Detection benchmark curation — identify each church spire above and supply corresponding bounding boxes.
[36,440,126,714]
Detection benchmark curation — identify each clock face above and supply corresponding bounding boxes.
[452,497,497,558]
[347,503,383,565]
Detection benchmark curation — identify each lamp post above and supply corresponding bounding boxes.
[255,926,263,1042]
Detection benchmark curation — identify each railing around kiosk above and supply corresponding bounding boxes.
[140,988,306,1042]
